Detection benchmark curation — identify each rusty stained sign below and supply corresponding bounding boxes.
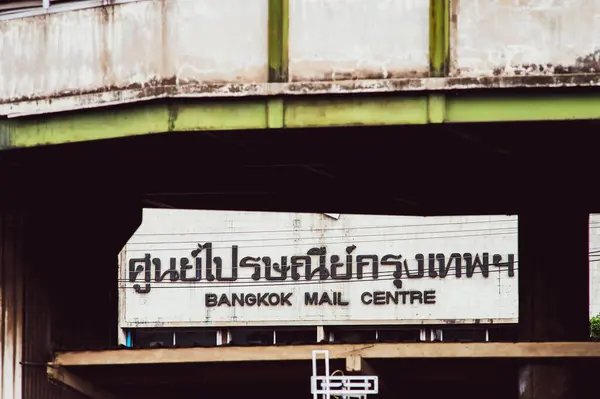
[118,209,519,329]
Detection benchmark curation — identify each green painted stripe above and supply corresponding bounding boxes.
[284,96,429,128]
[4,100,270,148]
[446,93,600,123]
[429,0,450,77]
[268,0,289,82]
[4,92,600,149]
[427,94,447,123]
[267,97,285,128]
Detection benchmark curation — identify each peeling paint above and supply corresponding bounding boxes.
[0,0,269,104]
[167,103,179,132]
[5,73,600,119]
[5,89,600,149]
[1,0,600,118]
[452,0,600,78]
[441,319,457,325]
[288,0,430,82]
[289,62,428,82]
[0,123,12,148]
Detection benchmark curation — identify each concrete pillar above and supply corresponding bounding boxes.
[518,211,590,399]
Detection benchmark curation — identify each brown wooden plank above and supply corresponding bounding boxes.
[52,342,600,367]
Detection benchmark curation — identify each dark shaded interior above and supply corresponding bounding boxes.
[3,116,598,398]
[1,118,598,215]
[61,358,600,399]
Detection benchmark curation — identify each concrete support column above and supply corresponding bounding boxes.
[518,211,590,399]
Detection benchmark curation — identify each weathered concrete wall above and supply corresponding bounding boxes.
[1,0,600,117]
[288,0,429,81]
[452,0,600,77]
[0,0,268,105]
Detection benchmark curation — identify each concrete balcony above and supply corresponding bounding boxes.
[0,0,600,148]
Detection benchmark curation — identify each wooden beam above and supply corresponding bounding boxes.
[52,342,600,367]
[47,366,119,399]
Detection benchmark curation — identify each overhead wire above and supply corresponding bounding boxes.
[125,223,600,252]
[126,225,519,247]
[124,230,520,252]
[119,254,600,289]
[119,216,600,289]
[131,218,600,238]
[131,217,521,237]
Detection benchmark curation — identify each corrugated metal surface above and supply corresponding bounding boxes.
[0,213,24,399]
[0,208,125,399]
[2,211,88,399]
[18,196,140,399]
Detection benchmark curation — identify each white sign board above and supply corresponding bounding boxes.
[119,210,518,328]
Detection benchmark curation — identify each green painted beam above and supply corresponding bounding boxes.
[445,94,600,123]
[429,0,450,77]
[3,92,600,149]
[284,96,429,128]
[0,100,270,148]
[268,0,289,82]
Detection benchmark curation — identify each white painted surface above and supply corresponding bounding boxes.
[590,214,600,317]
[452,0,600,76]
[0,0,268,102]
[288,0,430,81]
[119,210,519,328]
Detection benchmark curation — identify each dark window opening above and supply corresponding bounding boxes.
[175,329,218,347]
[378,327,423,343]
[326,327,377,344]
[229,328,274,346]
[275,327,318,345]
[441,328,488,343]
[134,330,174,349]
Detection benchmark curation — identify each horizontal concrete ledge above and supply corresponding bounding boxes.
[3,91,600,150]
[3,74,600,119]
[52,342,600,366]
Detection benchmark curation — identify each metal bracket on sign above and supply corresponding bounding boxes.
[311,350,378,399]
